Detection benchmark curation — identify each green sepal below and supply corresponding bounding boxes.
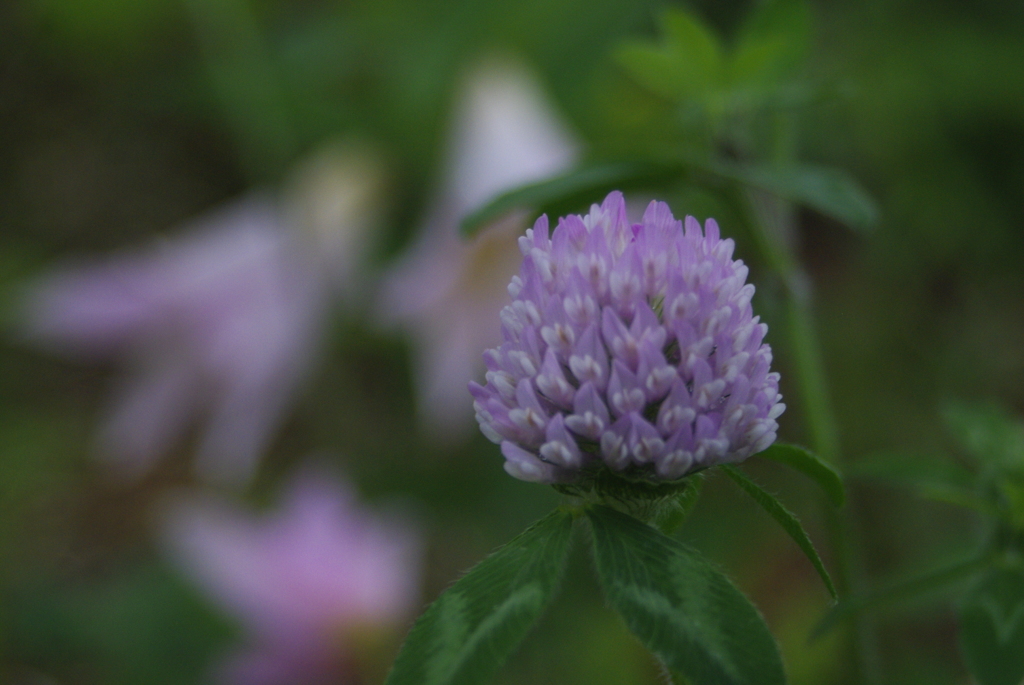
[654,472,706,536]
[587,505,786,685]
[720,464,837,599]
[385,508,575,685]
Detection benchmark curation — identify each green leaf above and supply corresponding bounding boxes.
[661,9,724,82]
[757,443,844,508]
[999,477,1024,530]
[814,552,990,638]
[385,509,575,685]
[942,400,1024,471]
[959,565,1024,685]
[848,450,976,491]
[653,472,706,536]
[714,162,879,232]
[459,161,684,237]
[730,0,812,87]
[615,44,706,104]
[615,8,722,102]
[847,451,998,515]
[916,484,1002,518]
[587,505,785,685]
[720,465,836,599]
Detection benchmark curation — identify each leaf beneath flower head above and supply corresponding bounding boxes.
[713,162,879,232]
[587,505,786,685]
[721,464,837,599]
[459,161,684,237]
[757,442,845,508]
[385,508,574,685]
[959,565,1024,685]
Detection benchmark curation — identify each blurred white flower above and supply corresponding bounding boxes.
[378,57,578,442]
[21,142,384,486]
[160,468,421,685]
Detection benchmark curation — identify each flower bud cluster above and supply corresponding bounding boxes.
[470,192,784,483]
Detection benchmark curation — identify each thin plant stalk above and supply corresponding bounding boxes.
[735,116,883,682]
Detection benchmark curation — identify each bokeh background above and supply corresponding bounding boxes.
[2,0,1024,683]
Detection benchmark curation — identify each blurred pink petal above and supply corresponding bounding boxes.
[21,145,384,486]
[160,469,421,684]
[378,58,579,441]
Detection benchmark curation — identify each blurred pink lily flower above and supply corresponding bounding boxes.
[22,144,384,486]
[160,468,421,685]
[378,58,579,441]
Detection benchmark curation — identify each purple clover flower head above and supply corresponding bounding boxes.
[470,191,784,483]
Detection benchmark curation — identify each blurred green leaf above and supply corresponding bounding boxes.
[757,442,845,508]
[848,451,998,516]
[999,478,1024,530]
[916,484,1002,518]
[587,505,785,685]
[7,563,231,685]
[714,162,879,231]
[385,508,574,685]
[183,0,298,180]
[943,401,1024,471]
[460,161,684,237]
[959,566,1024,685]
[721,464,837,599]
[24,0,179,57]
[848,450,976,491]
[661,9,724,81]
[615,44,692,102]
[615,8,722,102]
[730,0,812,87]
[814,553,991,638]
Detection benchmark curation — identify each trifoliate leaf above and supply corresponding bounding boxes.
[587,505,785,685]
[385,508,575,685]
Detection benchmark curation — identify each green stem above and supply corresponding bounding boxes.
[738,182,882,685]
[784,293,839,460]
